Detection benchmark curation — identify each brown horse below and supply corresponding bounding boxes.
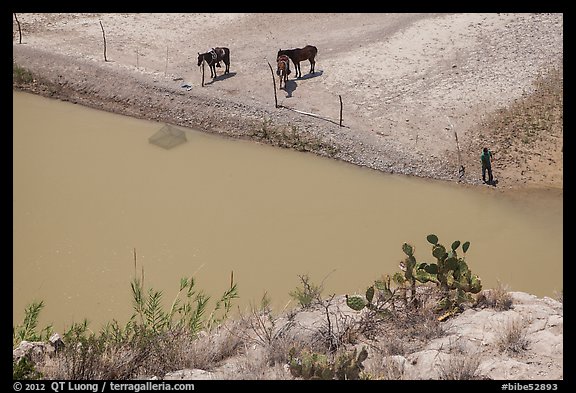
[276,54,291,89]
[197,47,230,78]
[277,45,317,78]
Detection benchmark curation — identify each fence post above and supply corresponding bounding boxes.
[339,95,343,127]
[267,61,278,108]
[99,21,108,62]
[14,13,22,44]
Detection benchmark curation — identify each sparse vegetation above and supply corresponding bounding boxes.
[13,357,43,380]
[497,317,530,355]
[289,274,324,309]
[467,65,563,185]
[363,349,406,380]
[554,289,563,303]
[489,67,563,148]
[476,280,513,311]
[438,352,482,380]
[250,119,340,157]
[13,62,34,85]
[13,301,53,347]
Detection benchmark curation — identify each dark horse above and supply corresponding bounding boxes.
[276,54,291,89]
[197,47,230,78]
[277,45,317,78]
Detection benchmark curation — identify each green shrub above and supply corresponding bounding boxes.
[13,63,34,84]
[13,357,43,380]
[289,274,323,309]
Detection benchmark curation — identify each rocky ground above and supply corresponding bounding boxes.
[12,13,563,192]
[14,291,563,380]
[160,292,564,380]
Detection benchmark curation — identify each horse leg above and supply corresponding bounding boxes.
[295,63,300,78]
[310,59,315,74]
[225,60,229,74]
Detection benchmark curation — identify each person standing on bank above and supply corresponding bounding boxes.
[481,147,494,184]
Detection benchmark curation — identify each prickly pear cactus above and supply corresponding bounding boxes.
[288,347,368,380]
[427,234,439,245]
[288,349,334,379]
[346,274,396,313]
[333,347,368,380]
[418,234,482,311]
[346,294,367,311]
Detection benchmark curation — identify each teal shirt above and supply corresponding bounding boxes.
[481,150,492,168]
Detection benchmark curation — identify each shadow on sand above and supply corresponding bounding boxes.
[205,72,237,85]
[280,70,323,97]
[295,70,323,80]
[281,79,297,97]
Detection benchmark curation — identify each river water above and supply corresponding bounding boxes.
[13,91,563,332]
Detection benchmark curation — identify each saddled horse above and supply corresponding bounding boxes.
[197,47,230,78]
[277,45,317,78]
[276,54,291,89]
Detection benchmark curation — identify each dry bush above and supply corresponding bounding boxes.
[46,334,136,379]
[44,328,201,379]
[186,320,245,370]
[477,281,513,311]
[553,289,563,304]
[249,120,339,157]
[238,306,330,367]
[363,347,405,380]
[236,292,358,367]
[46,323,245,379]
[315,298,360,352]
[368,287,444,354]
[496,317,529,355]
[347,285,445,359]
[436,339,483,380]
[261,328,321,367]
[438,352,482,380]
[230,352,292,380]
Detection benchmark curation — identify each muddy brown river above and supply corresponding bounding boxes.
[13,91,562,332]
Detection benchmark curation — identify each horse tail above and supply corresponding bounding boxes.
[311,45,318,58]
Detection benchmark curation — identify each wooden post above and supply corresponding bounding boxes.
[267,61,278,108]
[14,13,22,44]
[99,21,108,62]
[339,95,343,127]
[447,115,465,179]
[455,130,465,179]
